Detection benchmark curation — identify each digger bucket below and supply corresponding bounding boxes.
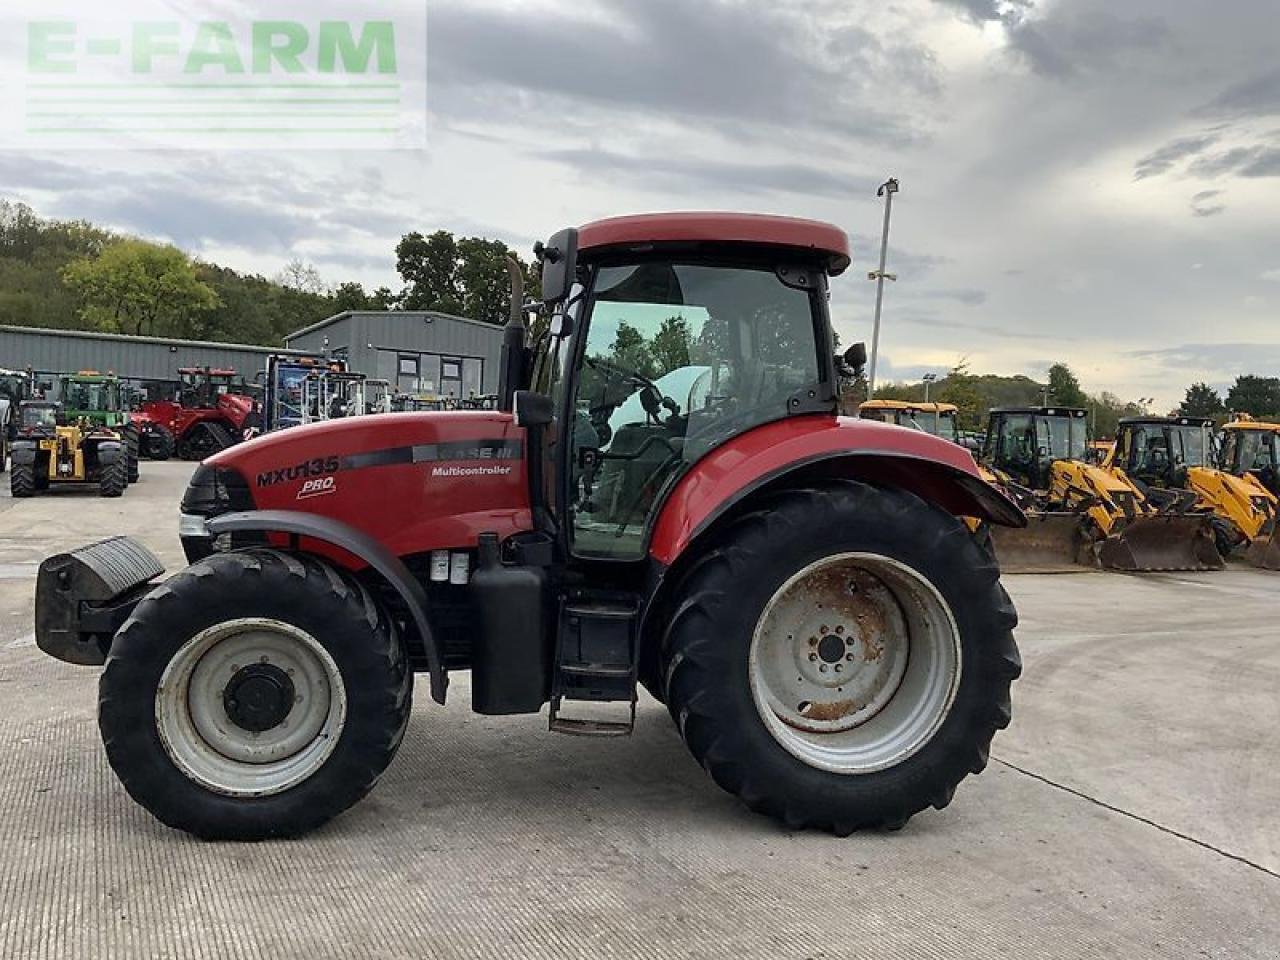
[988,513,1088,573]
[1097,515,1224,572]
[1243,531,1280,570]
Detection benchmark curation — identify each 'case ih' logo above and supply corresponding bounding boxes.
[257,457,340,487]
[297,476,337,500]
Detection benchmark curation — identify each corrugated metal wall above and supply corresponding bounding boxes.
[0,325,304,382]
[285,312,503,393]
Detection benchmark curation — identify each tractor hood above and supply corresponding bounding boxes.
[190,411,533,560]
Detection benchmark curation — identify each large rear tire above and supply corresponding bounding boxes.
[661,480,1020,834]
[141,425,174,461]
[125,426,140,483]
[10,463,35,498]
[99,549,411,840]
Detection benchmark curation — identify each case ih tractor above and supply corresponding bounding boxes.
[35,213,1024,840]
[136,367,259,461]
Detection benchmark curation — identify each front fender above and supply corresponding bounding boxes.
[649,414,1024,567]
[96,440,124,465]
[205,510,447,704]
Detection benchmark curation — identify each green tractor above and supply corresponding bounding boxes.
[57,373,140,483]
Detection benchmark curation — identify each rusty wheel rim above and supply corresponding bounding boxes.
[749,553,961,774]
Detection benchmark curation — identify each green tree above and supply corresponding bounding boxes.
[938,360,985,430]
[395,229,537,323]
[1046,362,1088,408]
[331,281,370,313]
[650,315,693,374]
[396,230,462,313]
[610,321,657,379]
[1178,382,1227,419]
[62,240,220,338]
[1226,375,1280,418]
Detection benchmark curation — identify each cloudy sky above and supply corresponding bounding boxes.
[3,0,1280,410]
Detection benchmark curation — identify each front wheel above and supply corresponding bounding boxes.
[10,462,35,497]
[99,549,412,840]
[99,458,126,497]
[662,480,1020,834]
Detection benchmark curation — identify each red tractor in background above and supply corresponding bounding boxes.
[135,367,261,461]
[34,212,1024,841]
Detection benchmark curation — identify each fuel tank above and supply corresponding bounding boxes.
[204,411,533,556]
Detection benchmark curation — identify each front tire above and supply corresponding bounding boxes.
[99,549,412,840]
[10,463,35,498]
[662,480,1020,834]
[99,458,126,497]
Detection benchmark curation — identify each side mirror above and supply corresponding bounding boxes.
[549,308,574,338]
[535,228,579,305]
[513,390,554,429]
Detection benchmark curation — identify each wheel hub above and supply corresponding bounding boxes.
[223,663,296,732]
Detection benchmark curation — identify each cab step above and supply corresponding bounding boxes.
[548,595,639,736]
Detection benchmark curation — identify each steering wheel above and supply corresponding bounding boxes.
[583,355,679,422]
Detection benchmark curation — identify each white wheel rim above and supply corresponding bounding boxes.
[156,618,347,797]
[749,553,961,774]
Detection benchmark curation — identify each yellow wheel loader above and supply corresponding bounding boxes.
[1221,417,1280,499]
[9,401,128,499]
[1108,416,1280,569]
[979,407,1222,573]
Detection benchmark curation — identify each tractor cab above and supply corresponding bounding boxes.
[1112,417,1213,489]
[19,400,61,433]
[515,214,855,561]
[858,400,961,443]
[179,368,238,409]
[59,373,126,428]
[983,407,1088,490]
[1222,420,1280,496]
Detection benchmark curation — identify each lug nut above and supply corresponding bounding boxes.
[808,653,818,662]
[819,665,828,673]
[846,653,855,661]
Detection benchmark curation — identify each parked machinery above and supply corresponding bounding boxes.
[1221,417,1280,497]
[858,400,963,444]
[262,354,345,431]
[0,366,33,470]
[10,400,128,498]
[1108,416,1280,568]
[36,212,1025,841]
[980,406,1221,572]
[136,367,259,460]
[56,372,140,483]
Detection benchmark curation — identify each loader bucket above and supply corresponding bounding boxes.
[1096,515,1224,573]
[988,513,1088,573]
[1243,532,1280,570]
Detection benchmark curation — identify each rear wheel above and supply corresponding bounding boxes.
[10,463,35,498]
[99,549,411,840]
[178,421,235,461]
[125,427,140,482]
[662,480,1020,834]
[98,458,126,497]
[141,425,174,461]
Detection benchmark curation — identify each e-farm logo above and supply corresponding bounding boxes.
[2,3,426,149]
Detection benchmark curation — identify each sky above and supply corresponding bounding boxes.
[3,0,1280,411]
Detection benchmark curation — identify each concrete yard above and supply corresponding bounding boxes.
[0,461,1277,959]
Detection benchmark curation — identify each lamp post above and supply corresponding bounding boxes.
[867,177,900,397]
[922,372,937,405]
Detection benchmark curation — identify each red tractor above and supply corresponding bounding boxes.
[135,367,260,461]
[34,213,1024,840]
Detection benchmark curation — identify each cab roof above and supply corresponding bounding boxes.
[1118,416,1211,428]
[860,400,958,414]
[577,212,852,276]
[990,407,1087,417]
[1224,419,1280,431]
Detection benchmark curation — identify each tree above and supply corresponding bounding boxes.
[1046,362,1088,408]
[62,240,220,338]
[276,259,326,296]
[1178,382,1226,419]
[610,321,657,379]
[331,281,370,313]
[938,360,985,431]
[1226,375,1280,418]
[650,315,693,374]
[395,229,537,323]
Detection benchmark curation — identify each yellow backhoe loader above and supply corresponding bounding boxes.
[979,407,1222,573]
[1107,416,1280,569]
[1221,417,1280,498]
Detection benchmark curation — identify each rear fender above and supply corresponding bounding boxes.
[95,440,124,465]
[10,440,38,466]
[649,415,1025,569]
[205,509,447,704]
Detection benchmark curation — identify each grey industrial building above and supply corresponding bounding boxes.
[284,311,503,400]
[0,324,307,383]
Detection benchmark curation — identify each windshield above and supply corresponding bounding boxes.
[65,380,118,412]
[1036,415,1086,461]
[1171,424,1210,467]
[1228,430,1272,471]
[22,405,57,429]
[570,260,820,559]
[0,374,25,402]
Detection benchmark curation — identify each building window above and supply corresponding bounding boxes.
[440,356,463,398]
[397,355,419,393]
